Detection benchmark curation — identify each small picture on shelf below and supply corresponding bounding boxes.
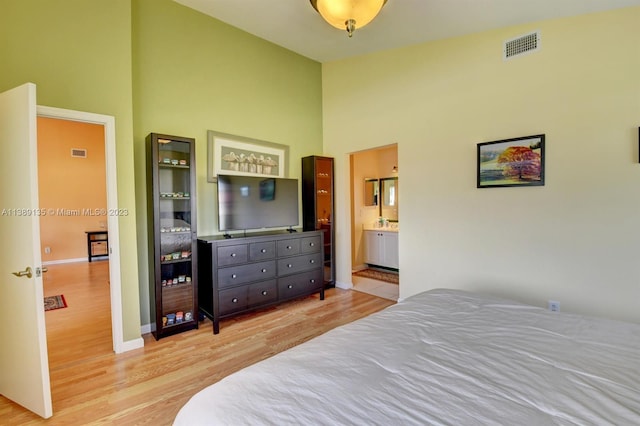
[166,313,176,325]
[160,226,190,233]
[159,157,188,166]
[161,276,191,287]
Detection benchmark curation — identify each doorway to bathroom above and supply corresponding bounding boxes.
[349,144,399,301]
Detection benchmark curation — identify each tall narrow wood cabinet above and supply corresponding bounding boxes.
[147,133,198,339]
[302,155,335,286]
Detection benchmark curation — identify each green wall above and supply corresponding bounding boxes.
[0,0,140,341]
[1,0,323,333]
[132,0,322,325]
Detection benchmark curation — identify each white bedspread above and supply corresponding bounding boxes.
[174,289,640,425]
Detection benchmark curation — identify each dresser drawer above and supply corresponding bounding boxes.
[278,253,322,276]
[218,286,248,315]
[248,280,277,308]
[300,235,321,253]
[217,244,248,267]
[249,241,276,261]
[91,241,108,256]
[218,260,276,288]
[278,270,323,300]
[277,238,300,256]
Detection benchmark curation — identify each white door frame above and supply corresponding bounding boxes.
[37,105,125,353]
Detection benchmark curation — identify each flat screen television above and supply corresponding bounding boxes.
[217,174,299,232]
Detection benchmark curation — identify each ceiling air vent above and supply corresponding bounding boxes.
[503,30,540,60]
[71,148,87,158]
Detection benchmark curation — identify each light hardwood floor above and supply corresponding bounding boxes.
[0,261,395,425]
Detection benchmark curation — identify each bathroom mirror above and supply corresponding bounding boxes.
[380,177,398,221]
[364,178,379,207]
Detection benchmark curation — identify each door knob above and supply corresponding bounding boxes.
[12,267,33,279]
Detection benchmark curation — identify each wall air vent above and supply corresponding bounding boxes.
[71,148,87,158]
[503,30,540,60]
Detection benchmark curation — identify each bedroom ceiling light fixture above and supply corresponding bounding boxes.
[310,0,388,38]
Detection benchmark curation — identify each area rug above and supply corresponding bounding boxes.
[44,295,67,311]
[353,268,399,285]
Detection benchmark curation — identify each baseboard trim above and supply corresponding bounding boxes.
[43,257,87,265]
[335,280,353,290]
[352,264,367,272]
[116,337,144,353]
[140,323,152,335]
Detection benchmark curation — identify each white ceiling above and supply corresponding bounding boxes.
[175,0,640,63]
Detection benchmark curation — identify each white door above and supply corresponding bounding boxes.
[363,230,379,265]
[382,232,399,269]
[0,83,53,418]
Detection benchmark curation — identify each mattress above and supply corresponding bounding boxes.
[174,289,640,425]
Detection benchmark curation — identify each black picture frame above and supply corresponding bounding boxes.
[477,134,545,188]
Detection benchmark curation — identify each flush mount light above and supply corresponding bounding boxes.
[310,0,388,38]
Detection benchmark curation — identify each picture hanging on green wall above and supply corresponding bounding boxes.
[207,130,289,183]
[477,134,545,188]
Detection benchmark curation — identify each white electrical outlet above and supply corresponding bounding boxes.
[548,300,560,312]
[44,247,51,254]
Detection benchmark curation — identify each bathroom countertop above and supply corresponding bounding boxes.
[363,226,399,232]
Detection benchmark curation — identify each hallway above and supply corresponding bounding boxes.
[43,260,112,369]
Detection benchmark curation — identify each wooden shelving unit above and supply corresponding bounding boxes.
[146,133,198,339]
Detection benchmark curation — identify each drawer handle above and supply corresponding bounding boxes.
[310,279,315,283]
[261,268,267,273]
[231,274,237,279]
[232,298,238,303]
[287,284,293,289]
[262,290,268,296]
[287,264,293,268]
[309,242,315,247]
[231,253,236,257]
[286,245,292,250]
[261,248,267,253]
[310,259,315,264]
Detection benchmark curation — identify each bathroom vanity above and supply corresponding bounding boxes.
[363,227,399,270]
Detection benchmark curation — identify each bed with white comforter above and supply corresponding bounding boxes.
[174,289,640,425]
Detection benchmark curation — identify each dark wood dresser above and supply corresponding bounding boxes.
[198,230,325,334]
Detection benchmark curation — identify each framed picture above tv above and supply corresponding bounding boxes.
[207,130,289,182]
[477,134,545,188]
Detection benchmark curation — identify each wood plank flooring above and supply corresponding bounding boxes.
[0,261,395,425]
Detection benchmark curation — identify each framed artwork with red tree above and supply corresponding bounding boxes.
[477,134,545,188]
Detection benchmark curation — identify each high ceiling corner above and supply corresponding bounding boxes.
[174,0,640,62]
